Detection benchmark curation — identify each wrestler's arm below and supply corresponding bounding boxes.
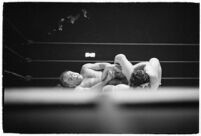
[75,70,113,91]
[101,64,117,81]
[145,58,162,89]
[80,63,111,78]
[90,70,114,90]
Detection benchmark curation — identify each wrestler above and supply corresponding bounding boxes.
[60,54,162,90]
[60,62,128,90]
[104,54,162,89]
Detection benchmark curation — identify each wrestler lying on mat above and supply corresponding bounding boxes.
[102,54,162,91]
[60,62,128,91]
[60,54,162,91]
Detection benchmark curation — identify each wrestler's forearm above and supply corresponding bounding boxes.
[91,71,113,91]
[82,63,111,71]
[81,63,111,77]
[81,68,102,78]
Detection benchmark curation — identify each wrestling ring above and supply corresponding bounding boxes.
[3,40,199,133]
[3,3,199,134]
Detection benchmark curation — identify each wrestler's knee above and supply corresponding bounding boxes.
[114,54,129,67]
[115,54,126,61]
[149,58,160,66]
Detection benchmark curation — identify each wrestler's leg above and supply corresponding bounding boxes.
[114,54,133,81]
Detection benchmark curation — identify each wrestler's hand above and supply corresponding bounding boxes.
[103,70,114,84]
[101,65,115,81]
[114,63,122,72]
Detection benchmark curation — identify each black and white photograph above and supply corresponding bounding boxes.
[2,2,199,134]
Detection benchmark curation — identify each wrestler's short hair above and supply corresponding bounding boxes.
[129,70,150,87]
[60,71,70,87]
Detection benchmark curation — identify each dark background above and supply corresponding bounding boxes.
[2,3,199,134]
[3,2,199,87]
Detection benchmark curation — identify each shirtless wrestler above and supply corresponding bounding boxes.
[102,54,162,90]
[60,62,128,91]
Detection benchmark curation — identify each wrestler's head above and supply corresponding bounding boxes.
[60,71,83,88]
[129,70,150,87]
